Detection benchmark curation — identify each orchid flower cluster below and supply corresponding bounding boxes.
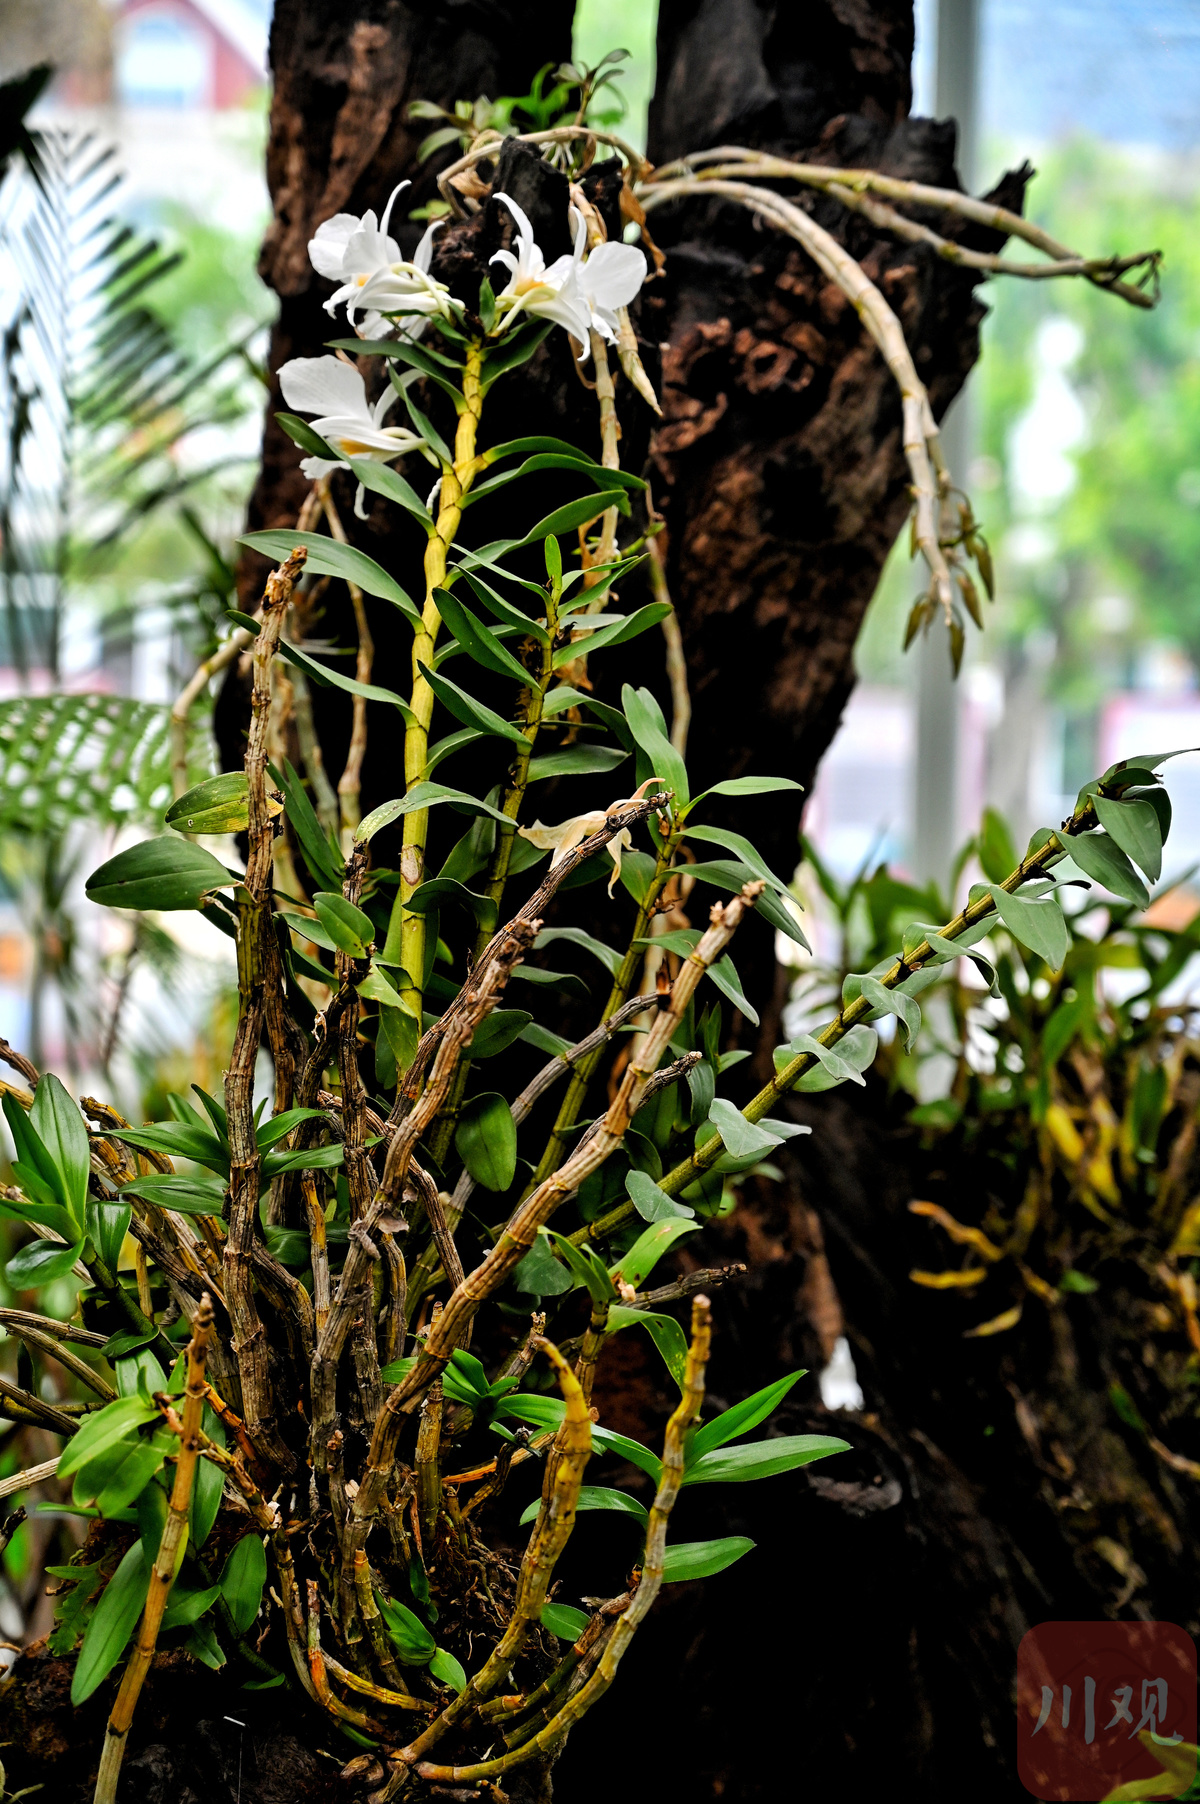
[4,115,1185,1804]
[280,181,647,490]
[8,146,893,1803]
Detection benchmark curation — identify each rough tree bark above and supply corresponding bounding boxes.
[13,3,1086,1801]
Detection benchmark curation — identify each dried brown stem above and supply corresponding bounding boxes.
[223,549,307,1473]
[352,885,760,1538]
[415,1298,712,1783]
[93,1297,213,1804]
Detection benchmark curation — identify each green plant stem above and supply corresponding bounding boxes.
[529,823,683,1186]
[93,1298,213,1804]
[430,607,557,1165]
[382,343,486,1007]
[572,802,1099,1244]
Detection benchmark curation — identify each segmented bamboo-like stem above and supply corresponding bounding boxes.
[397,1338,592,1768]
[223,548,306,1471]
[317,479,375,850]
[382,340,486,1008]
[351,884,759,1539]
[580,794,1105,1235]
[93,1297,213,1804]
[412,1298,712,1784]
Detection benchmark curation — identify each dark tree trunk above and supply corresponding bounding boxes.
[202,3,1075,1801]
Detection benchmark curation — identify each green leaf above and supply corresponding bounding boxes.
[551,604,671,668]
[346,455,433,527]
[783,1032,866,1090]
[527,744,629,782]
[621,684,688,806]
[1064,830,1150,908]
[184,1620,227,1670]
[406,877,497,934]
[161,1583,221,1632]
[610,1218,700,1291]
[468,1009,531,1058]
[533,926,621,977]
[119,1175,228,1216]
[978,807,1019,884]
[684,861,810,950]
[270,758,344,890]
[661,1537,755,1583]
[707,1097,809,1161]
[431,588,531,686]
[479,322,553,390]
[30,1074,91,1227]
[690,1372,808,1462]
[377,1593,437,1664]
[455,1092,517,1191]
[542,1227,618,1306]
[390,371,451,463]
[607,1305,690,1389]
[695,776,804,802]
[86,836,232,912]
[380,1003,421,1081]
[113,1122,228,1172]
[73,1433,168,1516]
[542,1603,589,1641]
[858,975,921,1052]
[312,891,375,957]
[6,1236,84,1287]
[988,885,1070,971]
[189,1407,225,1549]
[626,1169,693,1222]
[481,435,600,468]
[261,1140,351,1178]
[219,1534,267,1637]
[520,1486,647,1527]
[71,1541,150,1703]
[465,491,633,569]
[59,1395,160,1478]
[429,1648,467,1693]
[165,773,266,836]
[356,781,512,842]
[494,1394,663,1482]
[513,1234,575,1296]
[683,825,795,898]
[239,530,420,624]
[417,660,529,747]
[1094,795,1163,883]
[681,1433,850,1486]
[275,411,338,461]
[467,453,643,508]
[278,640,417,719]
[86,1200,131,1273]
[791,1024,878,1091]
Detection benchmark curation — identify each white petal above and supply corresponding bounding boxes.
[300,453,344,478]
[279,355,369,420]
[518,821,570,851]
[605,828,632,894]
[344,218,402,275]
[309,213,360,279]
[379,180,411,241]
[413,217,442,273]
[370,384,398,427]
[582,242,647,311]
[494,192,535,253]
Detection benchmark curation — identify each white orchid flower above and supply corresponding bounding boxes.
[308,181,455,336]
[578,239,647,342]
[518,778,665,895]
[490,194,594,353]
[278,357,432,517]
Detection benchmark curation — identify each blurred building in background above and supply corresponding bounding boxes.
[806,0,1200,897]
